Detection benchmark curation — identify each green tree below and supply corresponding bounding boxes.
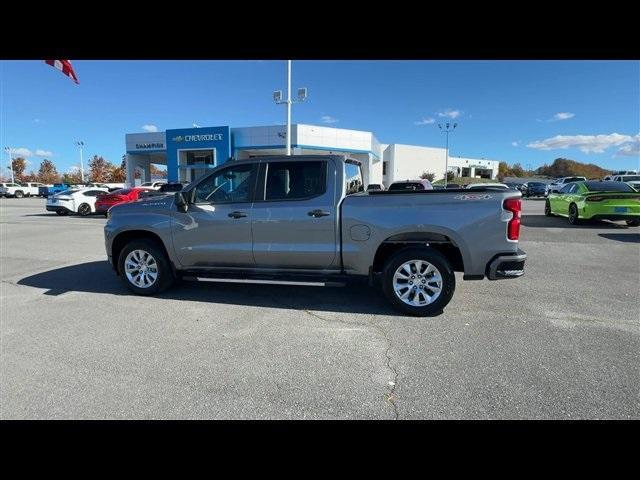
[37,159,60,184]
[511,163,525,177]
[420,171,435,182]
[446,171,455,182]
[89,155,114,182]
[11,157,27,182]
[63,168,83,185]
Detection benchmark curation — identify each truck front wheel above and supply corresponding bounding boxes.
[381,247,456,317]
[118,238,174,295]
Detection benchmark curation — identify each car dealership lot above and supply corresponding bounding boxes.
[1,197,638,419]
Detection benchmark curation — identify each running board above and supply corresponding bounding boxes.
[181,275,346,287]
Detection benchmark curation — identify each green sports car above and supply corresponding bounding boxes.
[545,180,640,226]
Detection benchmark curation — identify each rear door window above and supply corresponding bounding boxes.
[263,161,326,201]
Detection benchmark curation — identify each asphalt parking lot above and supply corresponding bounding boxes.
[1,196,638,419]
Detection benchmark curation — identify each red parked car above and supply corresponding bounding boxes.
[95,187,153,216]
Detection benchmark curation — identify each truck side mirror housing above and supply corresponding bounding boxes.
[174,192,188,213]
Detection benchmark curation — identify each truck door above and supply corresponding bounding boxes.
[251,159,338,270]
[171,163,257,268]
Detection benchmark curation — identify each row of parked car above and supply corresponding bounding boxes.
[42,181,188,216]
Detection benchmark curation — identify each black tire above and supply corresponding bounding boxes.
[117,238,174,296]
[626,219,640,227]
[568,203,580,225]
[14,190,24,198]
[381,246,456,317]
[55,209,68,216]
[544,199,553,216]
[77,203,91,216]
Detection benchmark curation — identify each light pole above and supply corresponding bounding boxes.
[75,141,85,183]
[438,122,457,188]
[4,147,15,183]
[273,60,308,155]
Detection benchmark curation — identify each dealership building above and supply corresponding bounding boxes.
[125,124,499,187]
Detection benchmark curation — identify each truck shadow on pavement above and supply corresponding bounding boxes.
[521,214,631,229]
[597,233,640,243]
[17,261,397,316]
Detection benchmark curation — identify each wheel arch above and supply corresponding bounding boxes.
[371,232,464,274]
[111,230,174,276]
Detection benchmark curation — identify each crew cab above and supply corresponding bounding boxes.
[0,182,45,197]
[104,155,526,316]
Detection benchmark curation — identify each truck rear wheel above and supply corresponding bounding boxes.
[118,238,174,295]
[381,247,456,317]
[14,190,24,198]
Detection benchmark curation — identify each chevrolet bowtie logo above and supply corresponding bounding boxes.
[172,136,184,142]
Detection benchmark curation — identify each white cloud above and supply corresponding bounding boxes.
[8,147,33,157]
[142,124,158,132]
[33,118,41,123]
[512,141,519,147]
[437,109,461,119]
[551,112,575,121]
[321,115,339,124]
[414,118,435,125]
[615,137,640,157]
[35,149,53,157]
[527,133,635,154]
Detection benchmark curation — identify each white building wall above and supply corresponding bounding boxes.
[384,144,447,185]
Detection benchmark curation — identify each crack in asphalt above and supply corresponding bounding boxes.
[267,294,400,420]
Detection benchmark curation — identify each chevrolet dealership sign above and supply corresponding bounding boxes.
[172,134,224,142]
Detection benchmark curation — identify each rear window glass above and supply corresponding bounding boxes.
[565,177,586,182]
[389,182,425,191]
[584,182,634,192]
[529,182,546,187]
[621,176,640,181]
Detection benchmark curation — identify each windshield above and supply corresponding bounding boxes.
[584,181,634,192]
[529,182,546,187]
[620,176,640,181]
[565,177,586,182]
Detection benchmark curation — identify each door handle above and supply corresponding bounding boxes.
[308,209,330,218]
[228,211,248,219]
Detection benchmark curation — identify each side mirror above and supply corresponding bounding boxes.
[174,192,188,213]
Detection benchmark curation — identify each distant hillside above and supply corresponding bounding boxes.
[535,158,611,179]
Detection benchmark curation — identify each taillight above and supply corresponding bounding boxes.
[503,197,521,241]
[586,196,604,202]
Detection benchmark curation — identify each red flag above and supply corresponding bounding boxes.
[44,60,79,84]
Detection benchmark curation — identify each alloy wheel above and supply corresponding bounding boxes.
[124,249,159,288]
[392,259,443,307]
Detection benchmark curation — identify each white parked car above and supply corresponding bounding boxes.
[45,187,109,216]
[546,176,587,195]
[466,183,509,190]
[140,181,166,190]
[611,174,640,190]
[0,182,46,197]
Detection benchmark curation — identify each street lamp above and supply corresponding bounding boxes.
[438,122,457,188]
[273,60,308,155]
[4,147,15,183]
[75,141,85,183]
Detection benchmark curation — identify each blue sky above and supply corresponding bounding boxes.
[1,60,638,175]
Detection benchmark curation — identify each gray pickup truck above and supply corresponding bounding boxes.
[104,155,526,316]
